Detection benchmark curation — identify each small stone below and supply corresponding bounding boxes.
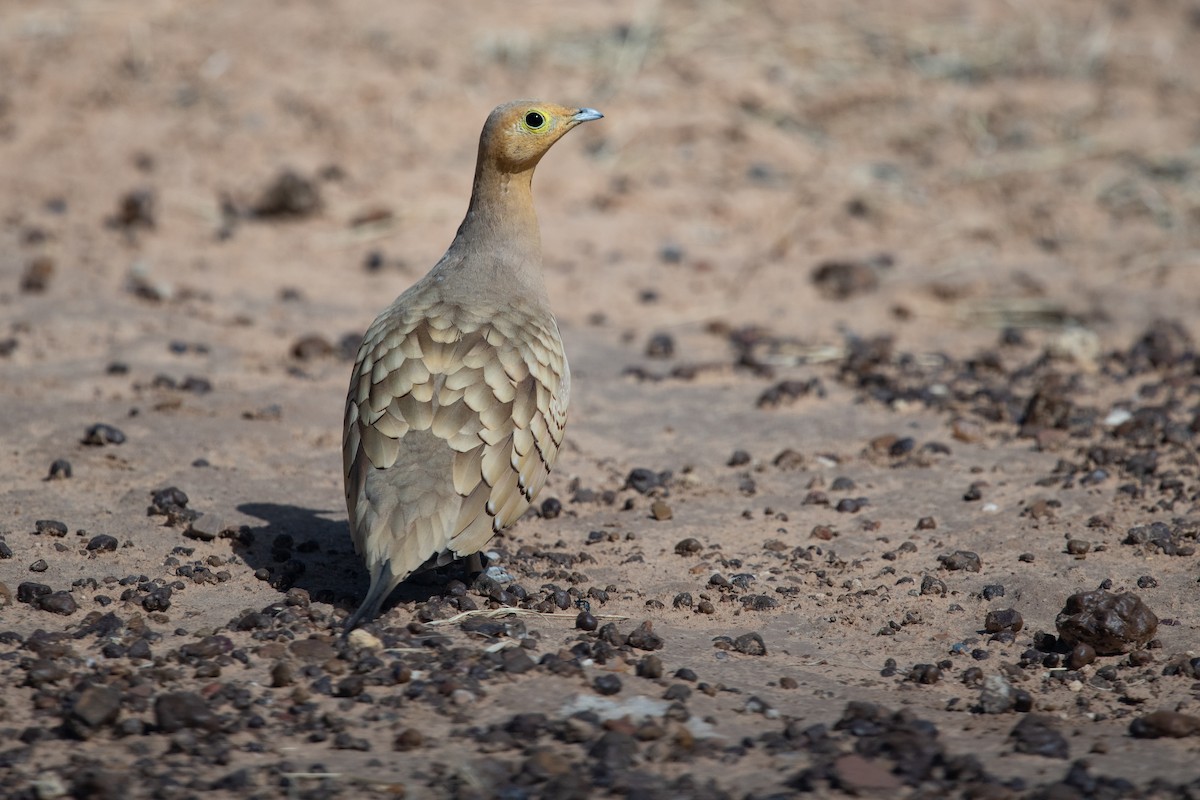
[82,424,125,446]
[270,662,295,687]
[636,655,664,679]
[1129,710,1200,739]
[185,514,226,542]
[394,728,424,751]
[727,450,751,467]
[575,611,598,631]
[1056,590,1158,655]
[1010,715,1069,759]
[154,691,218,733]
[674,537,702,555]
[733,632,767,656]
[979,673,1014,714]
[47,459,72,480]
[1066,539,1090,555]
[984,609,1024,633]
[290,334,335,360]
[539,497,562,519]
[919,575,947,596]
[908,664,941,684]
[650,500,673,521]
[18,582,52,603]
[645,333,675,359]
[35,519,68,537]
[593,674,622,696]
[627,620,664,651]
[500,648,535,675]
[29,559,49,573]
[916,516,936,530]
[938,551,982,572]
[35,592,77,615]
[68,685,122,736]
[780,676,798,689]
[252,169,321,218]
[1068,643,1097,670]
[86,534,119,553]
[346,628,382,650]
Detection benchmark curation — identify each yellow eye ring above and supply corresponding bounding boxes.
[523,110,548,131]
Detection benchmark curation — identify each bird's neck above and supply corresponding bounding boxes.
[453,165,543,269]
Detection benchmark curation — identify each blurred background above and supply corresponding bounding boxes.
[2,0,1198,372]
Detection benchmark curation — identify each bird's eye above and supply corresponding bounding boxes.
[524,111,546,130]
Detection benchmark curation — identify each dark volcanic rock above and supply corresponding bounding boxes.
[1055,590,1158,655]
[1129,710,1200,739]
[68,684,122,738]
[1010,715,1068,759]
[155,691,218,733]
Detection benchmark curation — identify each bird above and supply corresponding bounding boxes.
[342,100,603,630]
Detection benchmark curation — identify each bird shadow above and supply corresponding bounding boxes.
[235,502,461,617]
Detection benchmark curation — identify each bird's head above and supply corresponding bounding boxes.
[478,100,603,174]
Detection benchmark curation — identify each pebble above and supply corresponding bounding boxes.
[1010,715,1068,759]
[290,334,335,360]
[47,459,73,480]
[938,551,982,572]
[540,497,562,518]
[35,519,68,537]
[252,169,321,218]
[627,620,665,651]
[908,664,941,684]
[1129,710,1200,739]
[394,728,424,750]
[82,424,126,446]
[626,467,670,494]
[154,691,218,733]
[1067,643,1097,670]
[35,592,77,615]
[650,500,673,520]
[270,662,295,687]
[86,534,119,553]
[575,611,598,631]
[18,582,53,603]
[68,684,122,736]
[919,575,947,596]
[30,559,49,573]
[346,628,383,650]
[1055,590,1158,655]
[645,333,675,359]
[674,537,702,555]
[185,513,226,541]
[984,609,1024,633]
[593,674,622,696]
[733,632,767,656]
[979,673,1014,714]
[636,655,664,679]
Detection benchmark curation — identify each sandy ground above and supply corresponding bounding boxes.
[2,1,1200,797]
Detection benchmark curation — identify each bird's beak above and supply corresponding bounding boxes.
[572,108,604,123]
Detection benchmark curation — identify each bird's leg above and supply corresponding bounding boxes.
[465,551,485,577]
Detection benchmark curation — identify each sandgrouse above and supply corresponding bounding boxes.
[342,100,602,629]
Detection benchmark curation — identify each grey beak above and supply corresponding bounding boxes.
[572,108,604,123]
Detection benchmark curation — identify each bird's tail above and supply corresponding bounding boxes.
[344,559,396,631]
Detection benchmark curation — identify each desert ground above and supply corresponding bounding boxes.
[2,1,1200,797]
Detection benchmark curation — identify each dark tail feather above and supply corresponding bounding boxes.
[344,560,395,632]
